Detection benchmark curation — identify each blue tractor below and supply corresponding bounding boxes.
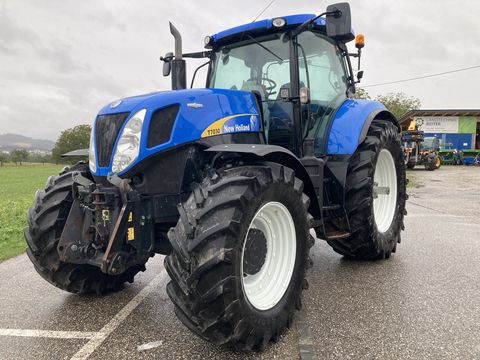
[26,3,406,351]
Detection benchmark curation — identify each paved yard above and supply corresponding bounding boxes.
[0,166,479,359]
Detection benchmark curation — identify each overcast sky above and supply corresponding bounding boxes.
[0,0,479,140]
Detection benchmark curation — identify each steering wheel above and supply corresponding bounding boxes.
[248,77,277,97]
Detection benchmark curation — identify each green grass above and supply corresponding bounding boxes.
[0,164,63,260]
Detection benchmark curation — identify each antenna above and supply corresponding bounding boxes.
[252,0,276,22]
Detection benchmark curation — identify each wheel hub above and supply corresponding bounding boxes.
[243,229,267,275]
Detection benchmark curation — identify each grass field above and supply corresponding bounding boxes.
[0,164,63,260]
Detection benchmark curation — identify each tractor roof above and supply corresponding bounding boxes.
[209,14,326,47]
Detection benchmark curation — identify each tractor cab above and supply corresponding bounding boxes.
[421,136,440,152]
[207,22,350,154]
[164,4,364,157]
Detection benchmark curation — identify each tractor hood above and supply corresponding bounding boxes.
[92,88,261,176]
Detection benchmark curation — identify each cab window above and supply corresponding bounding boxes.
[297,31,348,145]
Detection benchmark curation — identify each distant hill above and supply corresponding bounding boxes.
[0,133,55,151]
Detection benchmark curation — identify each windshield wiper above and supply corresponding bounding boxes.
[246,35,283,62]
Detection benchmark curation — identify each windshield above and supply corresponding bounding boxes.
[209,34,290,101]
[421,138,437,150]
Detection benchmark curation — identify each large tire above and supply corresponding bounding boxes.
[424,156,436,171]
[165,163,313,351]
[25,162,145,294]
[327,120,406,260]
[435,155,442,169]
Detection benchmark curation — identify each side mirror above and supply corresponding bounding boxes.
[300,87,310,104]
[326,3,355,42]
[356,70,364,83]
[162,52,173,76]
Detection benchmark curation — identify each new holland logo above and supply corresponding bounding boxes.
[201,114,258,138]
[187,102,203,108]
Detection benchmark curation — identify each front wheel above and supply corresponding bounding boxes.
[327,120,407,260]
[25,162,145,294]
[425,156,436,171]
[165,163,313,351]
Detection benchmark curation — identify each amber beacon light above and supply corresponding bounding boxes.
[355,34,365,49]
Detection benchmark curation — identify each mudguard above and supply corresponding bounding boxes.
[61,149,89,157]
[206,144,321,218]
[326,99,399,155]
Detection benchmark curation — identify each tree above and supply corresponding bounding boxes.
[52,124,91,164]
[353,89,421,119]
[0,152,9,167]
[353,87,371,100]
[375,92,421,119]
[29,152,52,165]
[40,154,52,165]
[10,148,29,165]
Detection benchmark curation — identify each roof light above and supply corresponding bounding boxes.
[204,35,213,49]
[355,34,365,49]
[272,18,286,28]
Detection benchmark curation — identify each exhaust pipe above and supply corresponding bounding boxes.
[169,22,186,90]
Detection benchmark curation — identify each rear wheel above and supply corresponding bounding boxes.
[25,162,145,294]
[327,120,406,260]
[165,163,313,351]
[435,155,442,169]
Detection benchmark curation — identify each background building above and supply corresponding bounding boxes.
[400,110,480,150]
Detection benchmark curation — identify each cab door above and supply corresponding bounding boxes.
[296,31,350,156]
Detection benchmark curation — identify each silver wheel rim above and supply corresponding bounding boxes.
[373,149,397,233]
[241,202,296,310]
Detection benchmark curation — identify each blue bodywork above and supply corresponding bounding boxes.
[92,89,261,176]
[327,99,387,154]
[211,14,325,44]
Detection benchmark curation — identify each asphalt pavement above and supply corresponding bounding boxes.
[0,166,479,359]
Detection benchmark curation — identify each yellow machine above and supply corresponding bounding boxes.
[402,120,441,170]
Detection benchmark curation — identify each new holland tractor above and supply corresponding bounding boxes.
[25,3,406,351]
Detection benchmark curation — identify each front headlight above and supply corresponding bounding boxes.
[89,127,96,173]
[111,109,146,174]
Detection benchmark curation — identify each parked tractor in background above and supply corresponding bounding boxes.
[402,119,441,170]
[25,3,406,351]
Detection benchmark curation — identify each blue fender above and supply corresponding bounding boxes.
[326,99,399,155]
